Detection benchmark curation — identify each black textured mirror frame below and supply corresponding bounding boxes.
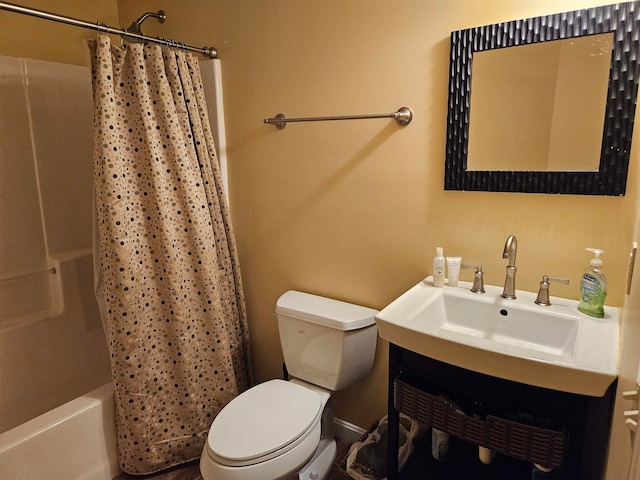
[445,2,640,195]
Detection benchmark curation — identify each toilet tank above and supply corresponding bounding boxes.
[275,291,378,391]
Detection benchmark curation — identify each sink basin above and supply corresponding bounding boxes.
[376,277,619,396]
[428,289,580,357]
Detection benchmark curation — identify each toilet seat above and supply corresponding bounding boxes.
[206,379,323,467]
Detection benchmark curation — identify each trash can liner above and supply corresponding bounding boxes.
[346,414,421,480]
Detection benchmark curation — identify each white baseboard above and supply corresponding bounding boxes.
[332,418,367,444]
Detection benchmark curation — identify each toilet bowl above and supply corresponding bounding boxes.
[200,379,329,480]
[200,291,378,480]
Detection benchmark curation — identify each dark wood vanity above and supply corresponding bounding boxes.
[385,344,616,480]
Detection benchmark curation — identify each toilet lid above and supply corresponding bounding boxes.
[207,379,323,464]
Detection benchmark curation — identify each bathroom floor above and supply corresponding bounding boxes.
[396,435,534,479]
[113,461,202,480]
[112,442,351,480]
[333,435,538,480]
[112,436,536,480]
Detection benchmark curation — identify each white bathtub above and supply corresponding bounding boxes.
[0,383,120,480]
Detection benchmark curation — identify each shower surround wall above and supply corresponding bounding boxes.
[0,55,111,433]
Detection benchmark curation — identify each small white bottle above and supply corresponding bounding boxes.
[532,463,554,478]
[433,247,445,287]
[431,428,449,460]
[478,446,495,464]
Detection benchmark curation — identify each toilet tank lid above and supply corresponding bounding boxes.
[275,290,378,331]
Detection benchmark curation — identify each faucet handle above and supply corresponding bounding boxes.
[535,275,570,306]
[461,264,485,294]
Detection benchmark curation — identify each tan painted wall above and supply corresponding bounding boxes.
[117,0,638,432]
[3,0,639,475]
[0,0,120,66]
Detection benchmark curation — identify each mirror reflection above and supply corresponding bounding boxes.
[467,33,613,172]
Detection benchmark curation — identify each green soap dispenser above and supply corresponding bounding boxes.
[578,248,608,318]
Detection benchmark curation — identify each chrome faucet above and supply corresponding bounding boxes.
[461,264,485,294]
[501,235,517,299]
[535,275,570,306]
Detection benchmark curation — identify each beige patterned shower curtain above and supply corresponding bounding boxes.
[89,34,252,475]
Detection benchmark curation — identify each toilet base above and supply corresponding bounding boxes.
[298,437,337,480]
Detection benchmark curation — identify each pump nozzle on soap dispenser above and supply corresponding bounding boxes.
[586,248,604,266]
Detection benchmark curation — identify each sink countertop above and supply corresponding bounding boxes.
[375,277,619,397]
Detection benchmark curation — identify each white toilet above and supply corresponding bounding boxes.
[200,290,378,480]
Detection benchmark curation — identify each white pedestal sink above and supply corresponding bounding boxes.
[376,277,619,396]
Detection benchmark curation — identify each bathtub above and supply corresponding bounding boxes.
[0,383,120,480]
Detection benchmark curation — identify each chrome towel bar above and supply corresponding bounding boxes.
[264,106,413,129]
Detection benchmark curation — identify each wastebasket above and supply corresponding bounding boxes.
[345,414,421,480]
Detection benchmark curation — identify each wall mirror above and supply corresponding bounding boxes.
[445,2,640,195]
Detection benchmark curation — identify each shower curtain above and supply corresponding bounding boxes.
[89,34,252,475]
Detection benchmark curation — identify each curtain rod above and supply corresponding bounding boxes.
[264,106,413,129]
[0,1,217,59]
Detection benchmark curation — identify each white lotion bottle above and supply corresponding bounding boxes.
[433,247,445,287]
[446,257,462,287]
